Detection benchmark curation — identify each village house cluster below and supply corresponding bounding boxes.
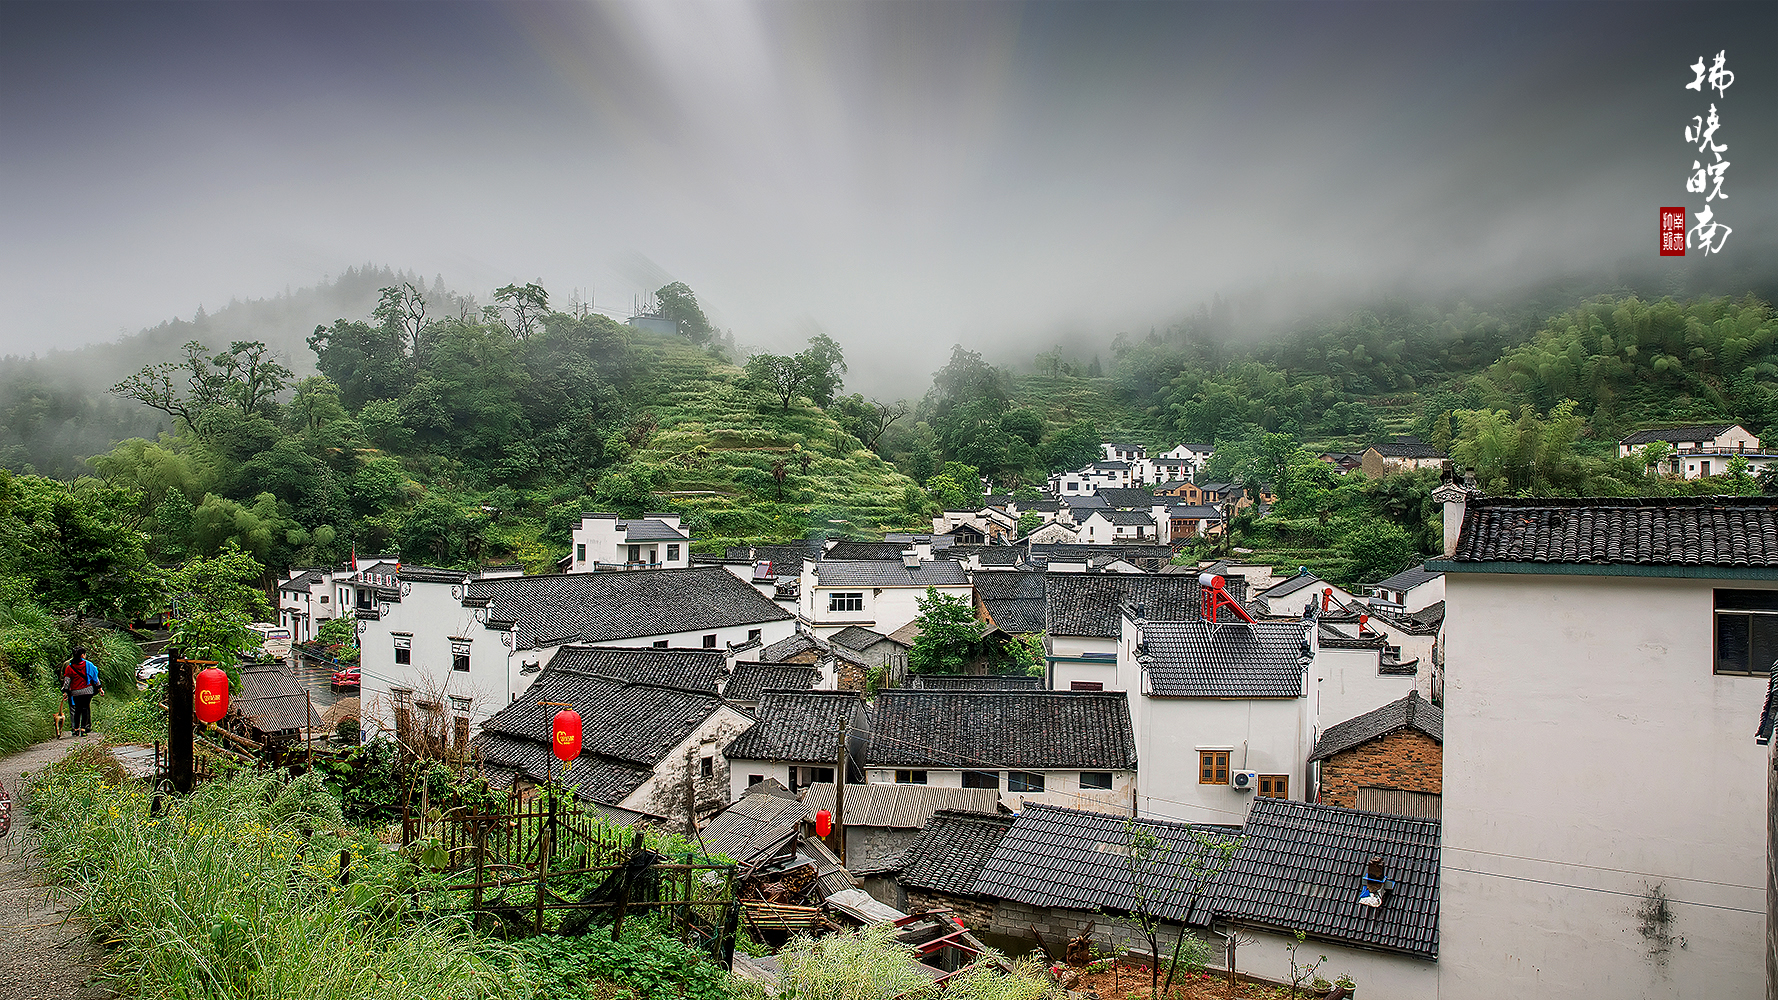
[271,427,1778,999]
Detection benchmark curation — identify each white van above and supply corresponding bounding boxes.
[247,623,292,662]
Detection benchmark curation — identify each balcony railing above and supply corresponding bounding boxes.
[355,606,380,621]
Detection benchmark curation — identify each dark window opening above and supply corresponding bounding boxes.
[452,653,470,672]
[1008,771,1045,793]
[700,756,714,778]
[667,544,680,562]
[748,774,765,786]
[1715,590,1778,675]
[962,770,1000,789]
[894,770,927,785]
[811,767,834,784]
[749,629,762,642]
[703,634,717,648]
[1080,771,1113,790]
[394,647,411,665]
[1070,680,1103,691]
[653,640,669,648]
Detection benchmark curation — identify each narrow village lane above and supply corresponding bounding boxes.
[0,734,112,1000]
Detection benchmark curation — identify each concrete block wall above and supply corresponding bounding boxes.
[1317,730,1441,809]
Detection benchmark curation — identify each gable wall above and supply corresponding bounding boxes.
[1316,729,1442,808]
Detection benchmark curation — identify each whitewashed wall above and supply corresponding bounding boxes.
[1439,572,1768,1000]
[1231,927,1437,1000]
[1312,646,1418,730]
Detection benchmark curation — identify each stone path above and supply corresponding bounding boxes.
[0,734,111,1000]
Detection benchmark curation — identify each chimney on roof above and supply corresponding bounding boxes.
[1433,475,1476,557]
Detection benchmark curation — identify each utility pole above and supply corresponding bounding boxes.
[167,648,193,793]
[834,723,848,864]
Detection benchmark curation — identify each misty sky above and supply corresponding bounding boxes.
[3,1,1774,395]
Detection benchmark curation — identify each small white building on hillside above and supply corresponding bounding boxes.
[799,558,971,638]
[1429,488,1775,1000]
[1617,423,1773,479]
[564,512,691,571]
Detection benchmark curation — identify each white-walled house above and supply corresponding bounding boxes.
[1045,574,1233,691]
[1076,508,1162,544]
[1311,623,1422,732]
[1366,563,1445,613]
[1119,614,1315,824]
[866,689,1138,814]
[1254,571,1361,619]
[357,566,796,736]
[564,512,691,571]
[1428,490,1776,1000]
[1617,423,1774,479]
[724,689,869,800]
[799,559,971,638]
[278,566,347,643]
[474,653,753,827]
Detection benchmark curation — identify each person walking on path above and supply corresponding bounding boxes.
[60,648,101,737]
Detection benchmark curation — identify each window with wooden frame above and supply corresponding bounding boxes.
[1715,590,1778,675]
[1199,750,1230,785]
[894,770,928,785]
[1258,774,1290,798]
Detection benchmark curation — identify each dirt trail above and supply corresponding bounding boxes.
[0,734,111,1000]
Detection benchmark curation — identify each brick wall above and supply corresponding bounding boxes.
[904,889,996,932]
[1318,729,1442,808]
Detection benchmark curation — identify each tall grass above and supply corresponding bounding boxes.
[29,749,523,1000]
[0,670,67,754]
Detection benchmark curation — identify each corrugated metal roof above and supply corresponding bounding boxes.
[801,783,1002,829]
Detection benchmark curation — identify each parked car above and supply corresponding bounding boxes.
[136,654,169,683]
[330,667,360,691]
[247,623,292,661]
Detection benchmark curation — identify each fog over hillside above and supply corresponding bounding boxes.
[3,2,1774,400]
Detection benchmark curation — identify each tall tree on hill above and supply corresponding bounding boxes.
[746,354,808,412]
[796,333,847,408]
[654,282,713,344]
[489,282,549,339]
[113,340,292,436]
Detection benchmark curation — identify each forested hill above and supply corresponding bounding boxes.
[0,266,416,477]
[57,283,924,579]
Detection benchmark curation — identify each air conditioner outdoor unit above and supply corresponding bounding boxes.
[1230,770,1259,792]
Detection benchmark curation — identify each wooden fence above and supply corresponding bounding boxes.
[414,795,740,962]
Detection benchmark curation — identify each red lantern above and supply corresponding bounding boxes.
[194,667,230,724]
[815,808,832,838]
[552,709,582,762]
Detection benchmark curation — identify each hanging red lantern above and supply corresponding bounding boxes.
[194,667,230,724]
[815,809,832,838]
[552,709,582,762]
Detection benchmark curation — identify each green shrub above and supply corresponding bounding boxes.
[0,671,68,754]
[503,922,737,1000]
[28,758,516,1000]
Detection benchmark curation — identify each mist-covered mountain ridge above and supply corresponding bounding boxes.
[1,268,1773,583]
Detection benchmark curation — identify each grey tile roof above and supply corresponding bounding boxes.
[700,786,810,868]
[621,518,689,542]
[724,662,820,703]
[823,541,908,560]
[1061,495,1110,510]
[1029,543,1175,570]
[476,732,656,805]
[1094,488,1162,509]
[1450,496,1778,567]
[1368,601,1445,636]
[812,560,970,588]
[974,803,1229,922]
[759,632,825,662]
[463,567,792,650]
[546,645,727,693]
[1085,508,1160,526]
[1260,571,1321,598]
[1367,436,1444,459]
[802,783,1003,829]
[870,690,1136,770]
[1091,461,1131,470]
[724,542,823,567]
[896,810,1016,896]
[1139,620,1310,698]
[1168,505,1224,519]
[954,546,1026,567]
[278,570,323,593]
[908,673,1045,690]
[973,571,1047,634]
[236,664,322,733]
[1316,624,1386,650]
[1205,798,1440,959]
[1619,424,1739,446]
[725,690,864,763]
[474,659,727,806]
[828,625,894,651]
[1311,692,1442,761]
[1372,563,1443,592]
[1045,574,1240,639]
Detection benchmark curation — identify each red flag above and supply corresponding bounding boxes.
[350,545,357,572]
